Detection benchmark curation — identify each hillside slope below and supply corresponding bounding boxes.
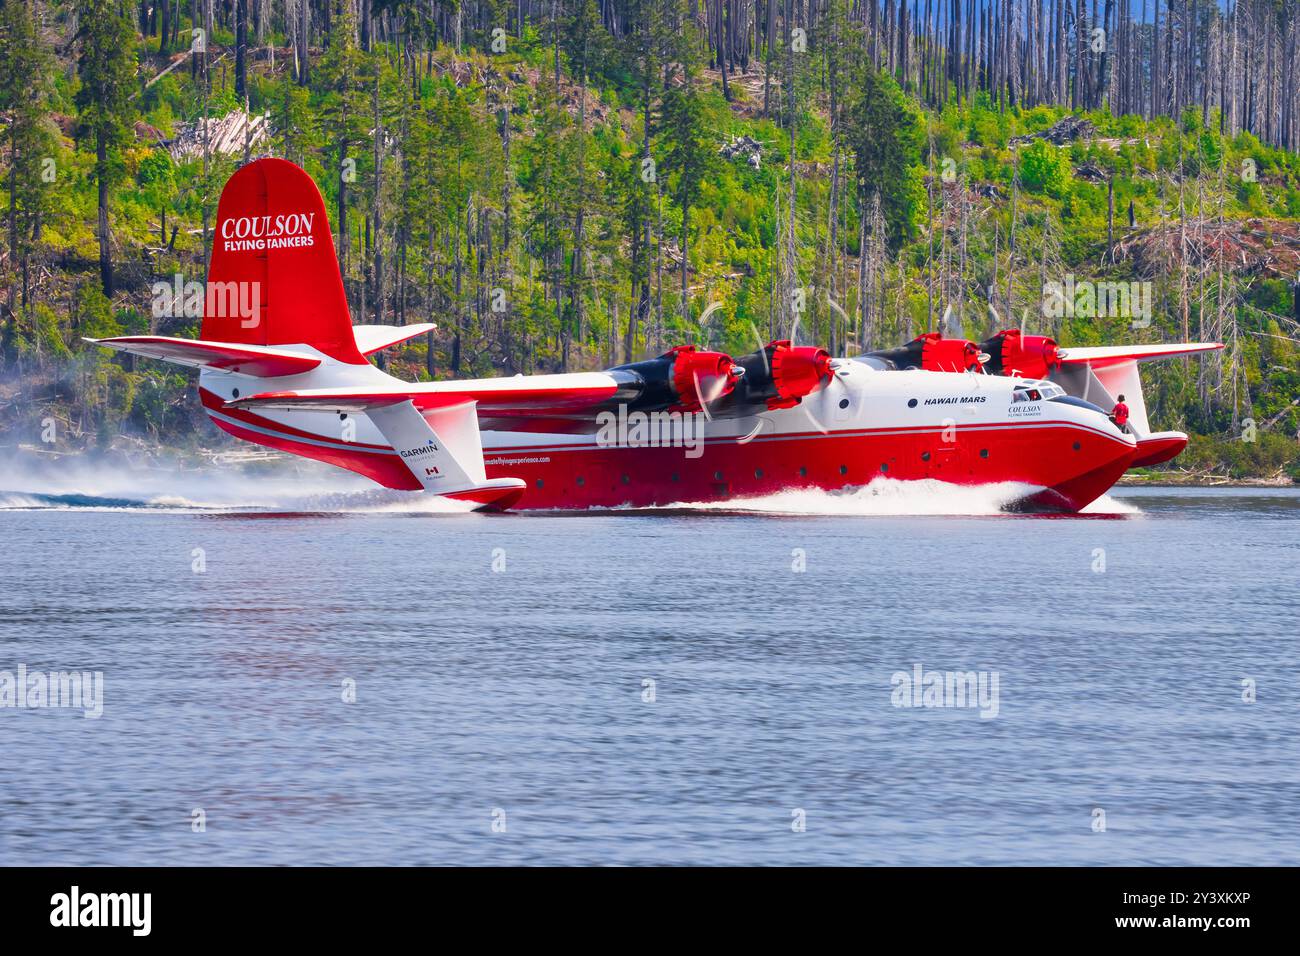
[1,2,1297,481]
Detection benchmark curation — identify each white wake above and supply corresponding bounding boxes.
[609,478,1140,517]
[657,478,1041,516]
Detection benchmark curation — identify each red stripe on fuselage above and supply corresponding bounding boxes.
[483,422,1136,512]
[198,385,1135,511]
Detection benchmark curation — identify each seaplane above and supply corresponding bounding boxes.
[89,158,1221,512]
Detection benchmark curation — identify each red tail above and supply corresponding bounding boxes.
[203,158,365,365]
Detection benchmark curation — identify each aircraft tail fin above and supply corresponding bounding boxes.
[203,158,366,365]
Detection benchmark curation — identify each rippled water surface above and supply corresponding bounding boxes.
[1,470,1297,865]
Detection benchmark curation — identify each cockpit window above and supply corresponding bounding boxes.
[1012,381,1064,402]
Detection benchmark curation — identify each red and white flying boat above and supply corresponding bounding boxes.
[91,159,1222,512]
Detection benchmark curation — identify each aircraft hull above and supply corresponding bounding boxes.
[481,420,1136,512]
[200,363,1140,513]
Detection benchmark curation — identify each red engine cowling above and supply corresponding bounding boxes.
[767,340,833,409]
[667,345,741,411]
[980,329,1062,379]
[916,333,984,373]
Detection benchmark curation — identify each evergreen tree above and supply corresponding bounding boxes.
[316,11,370,276]
[843,68,924,249]
[74,0,137,296]
[659,54,716,327]
[0,0,59,364]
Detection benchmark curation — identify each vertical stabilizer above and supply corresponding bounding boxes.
[204,158,365,365]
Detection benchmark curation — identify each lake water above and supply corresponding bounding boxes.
[1,459,1297,865]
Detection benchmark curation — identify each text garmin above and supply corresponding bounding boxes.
[400,442,440,459]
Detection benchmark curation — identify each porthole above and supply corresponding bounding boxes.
[714,471,723,481]
[621,474,631,485]
[798,466,808,478]
[535,479,544,489]
[921,451,931,462]
[231,388,240,399]
[839,465,848,476]
[838,398,850,409]
[907,398,918,408]
[339,412,347,420]
[576,477,585,487]
[979,448,989,459]
[881,463,889,472]
[754,468,764,479]
[1072,441,1081,451]
[670,473,680,482]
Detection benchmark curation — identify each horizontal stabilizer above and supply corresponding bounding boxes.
[86,336,321,377]
[225,371,622,414]
[353,323,436,356]
[1058,342,1222,369]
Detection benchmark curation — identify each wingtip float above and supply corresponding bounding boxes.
[93,158,1222,513]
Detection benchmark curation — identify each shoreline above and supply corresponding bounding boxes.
[1117,473,1296,488]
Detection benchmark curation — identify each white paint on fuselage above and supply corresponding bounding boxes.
[480,364,1129,451]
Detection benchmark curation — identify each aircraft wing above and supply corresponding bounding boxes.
[1057,342,1223,369]
[1050,341,1223,439]
[85,336,323,377]
[225,372,625,416]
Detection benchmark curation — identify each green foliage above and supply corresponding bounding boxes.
[73,0,136,175]
[75,285,122,339]
[1181,432,1300,480]
[1019,140,1072,197]
[0,0,60,291]
[843,68,923,248]
[2,17,1298,479]
[31,305,73,362]
[659,66,716,244]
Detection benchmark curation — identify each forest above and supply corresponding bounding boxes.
[1,0,1298,479]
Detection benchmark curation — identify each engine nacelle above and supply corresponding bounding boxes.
[916,333,984,373]
[979,329,1062,379]
[863,333,982,372]
[767,340,833,409]
[666,345,741,412]
[608,341,827,418]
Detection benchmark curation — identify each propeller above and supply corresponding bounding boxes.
[941,302,965,339]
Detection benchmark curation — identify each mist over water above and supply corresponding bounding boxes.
[0,455,462,514]
[1,456,1297,864]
